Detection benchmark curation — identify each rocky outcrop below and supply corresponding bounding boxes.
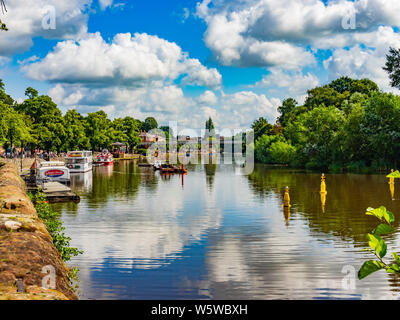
[0,162,77,300]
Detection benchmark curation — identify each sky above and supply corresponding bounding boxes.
[1,0,400,131]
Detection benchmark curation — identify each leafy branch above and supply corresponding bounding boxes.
[358,206,400,279]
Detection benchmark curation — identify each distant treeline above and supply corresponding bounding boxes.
[252,76,400,172]
[0,80,162,153]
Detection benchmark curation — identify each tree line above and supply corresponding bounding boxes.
[252,48,400,171]
[0,80,161,153]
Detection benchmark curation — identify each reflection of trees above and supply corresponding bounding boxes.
[204,163,217,190]
[247,164,400,245]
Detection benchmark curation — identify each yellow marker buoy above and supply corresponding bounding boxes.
[283,186,291,208]
[320,173,327,213]
[390,182,395,200]
[389,169,395,185]
[320,173,327,194]
[283,206,290,227]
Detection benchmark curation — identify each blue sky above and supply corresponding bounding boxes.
[1,0,400,130]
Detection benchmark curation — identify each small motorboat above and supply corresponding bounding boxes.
[160,164,178,173]
[95,149,114,165]
[159,164,187,174]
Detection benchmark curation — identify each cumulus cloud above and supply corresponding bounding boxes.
[23,32,221,88]
[324,27,400,93]
[196,0,400,69]
[255,68,320,97]
[0,0,91,56]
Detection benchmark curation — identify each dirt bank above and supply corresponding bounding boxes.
[0,162,77,300]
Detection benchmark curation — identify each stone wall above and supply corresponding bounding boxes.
[0,162,77,300]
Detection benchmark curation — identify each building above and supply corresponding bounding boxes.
[139,131,166,149]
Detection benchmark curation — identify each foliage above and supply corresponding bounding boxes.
[358,206,400,279]
[29,192,83,262]
[383,47,400,90]
[251,73,400,171]
[141,117,158,132]
[251,117,274,141]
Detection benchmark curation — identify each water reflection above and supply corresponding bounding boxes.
[54,163,400,299]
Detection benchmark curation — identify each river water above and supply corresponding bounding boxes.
[53,160,400,300]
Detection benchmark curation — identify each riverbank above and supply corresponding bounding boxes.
[0,162,77,300]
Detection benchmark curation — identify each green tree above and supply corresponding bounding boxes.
[141,117,158,132]
[304,85,350,110]
[63,109,90,151]
[285,105,345,168]
[85,111,113,150]
[0,102,31,148]
[383,47,400,90]
[277,98,297,127]
[251,117,273,141]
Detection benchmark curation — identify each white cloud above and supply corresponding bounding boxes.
[324,27,400,93]
[99,0,113,10]
[0,0,90,56]
[23,32,221,89]
[197,90,218,105]
[196,0,400,69]
[255,68,320,97]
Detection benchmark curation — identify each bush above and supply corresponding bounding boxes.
[267,140,296,164]
[29,192,83,262]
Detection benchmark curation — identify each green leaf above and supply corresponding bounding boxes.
[386,170,400,178]
[366,207,385,220]
[393,252,400,265]
[366,206,395,224]
[367,233,387,258]
[373,224,394,236]
[358,260,385,279]
[387,264,400,273]
[383,210,395,224]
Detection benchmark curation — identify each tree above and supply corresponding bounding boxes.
[141,117,158,132]
[0,79,13,105]
[304,85,350,110]
[251,117,273,141]
[285,105,345,168]
[205,117,214,131]
[0,102,31,148]
[63,109,90,151]
[277,98,297,127]
[329,77,378,95]
[384,47,400,90]
[85,111,113,150]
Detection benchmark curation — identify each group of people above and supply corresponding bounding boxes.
[0,149,61,160]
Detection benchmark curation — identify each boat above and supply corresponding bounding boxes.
[160,164,177,173]
[36,161,70,184]
[65,151,93,173]
[159,164,187,174]
[153,160,162,170]
[95,149,113,165]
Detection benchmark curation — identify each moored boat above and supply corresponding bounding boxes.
[65,151,93,173]
[95,149,114,165]
[36,161,70,184]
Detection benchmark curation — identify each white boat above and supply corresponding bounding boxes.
[65,151,93,173]
[36,161,70,184]
[94,149,114,165]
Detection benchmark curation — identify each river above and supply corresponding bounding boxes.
[53,161,400,300]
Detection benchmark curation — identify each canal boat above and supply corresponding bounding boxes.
[36,161,70,184]
[65,151,93,173]
[95,149,113,165]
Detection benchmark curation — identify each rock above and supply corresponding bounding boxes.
[5,220,22,231]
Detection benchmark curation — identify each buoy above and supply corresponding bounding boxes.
[390,182,395,200]
[283,186,291,208]
[389,169,395,185]
[320,173,327,194]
